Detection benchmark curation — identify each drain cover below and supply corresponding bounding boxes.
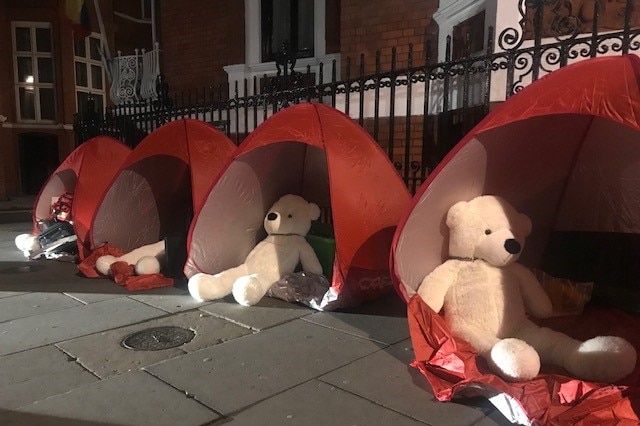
[121,326,195,351]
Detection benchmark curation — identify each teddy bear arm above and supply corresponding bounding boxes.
[510,263,553,319]
[297,238,323,275]
[416,260,458,313]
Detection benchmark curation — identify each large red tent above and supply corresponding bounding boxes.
[32,135,131,259]
[185,103,411,309]
[391,55,640,424]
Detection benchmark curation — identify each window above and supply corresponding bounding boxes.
[74,34,106,117]
[12,23,55,122]
[141,0,152,20]
[261,0,314,62]
[452,10,485,60]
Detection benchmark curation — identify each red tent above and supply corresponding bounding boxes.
[185,103,411,309]
[391,55,640,424]
[89,119,237,254]
[32,136,131,259]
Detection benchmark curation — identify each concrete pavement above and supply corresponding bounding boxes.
[0,220,511,426]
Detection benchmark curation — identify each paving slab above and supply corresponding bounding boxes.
[0,297,166,355]
[0,409,119,426]
[0,345,98,409]
[0,260,111,292]
[128,286,212,313]
[320,339,498,426]
[0,292,83,323]
[0,290,26,299]
[11,370,219,426]
[226,379,426,425]
[58,310,252,379]
[303,296,410,345]
[200,295,313,330]
[146,318,384,414]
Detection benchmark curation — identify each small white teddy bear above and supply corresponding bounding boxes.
[188,194,323,306]
[15,233,40,258]
[95,240,165,276]
[418,195,636,383]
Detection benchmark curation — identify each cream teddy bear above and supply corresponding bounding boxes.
[188,194,323,306]
[418,195,636,383]
[95,240,165,276]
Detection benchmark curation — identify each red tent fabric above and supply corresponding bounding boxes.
[185,103,411,309]
[32,136,131,259]
[89,119,237,254]
[391,55,640,424]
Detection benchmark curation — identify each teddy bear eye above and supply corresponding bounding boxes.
[287,214,293,218]
[484,229,492,235]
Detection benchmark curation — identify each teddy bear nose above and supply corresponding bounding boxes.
[504,239,521,254]
[267,213,278,221]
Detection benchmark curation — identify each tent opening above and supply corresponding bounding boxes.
[92,154,193,256]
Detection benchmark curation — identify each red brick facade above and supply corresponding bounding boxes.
[340,0,439,75]
[159,0,245,96]
[0,1,445,198]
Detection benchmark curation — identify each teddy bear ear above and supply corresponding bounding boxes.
[308,202,321,220]
[446,201,469,228]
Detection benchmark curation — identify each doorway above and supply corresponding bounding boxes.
[18,133,59,195]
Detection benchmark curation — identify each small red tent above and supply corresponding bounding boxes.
[185,103,411,309]
[32,136,131,259]
[89,119,237,254]
[391,55,640,424]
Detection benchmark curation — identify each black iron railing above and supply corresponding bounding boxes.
[74,0,640,194]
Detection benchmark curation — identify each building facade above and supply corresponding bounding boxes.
[3,1,637,198]
[0,0,151,199]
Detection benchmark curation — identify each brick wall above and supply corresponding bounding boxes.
[159,0,245,97]
[340,0,439,76]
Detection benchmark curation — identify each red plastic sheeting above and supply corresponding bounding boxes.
[78,244,173,291]
[186,103,411,308]
[408,295,640,425]
[32,136,131,259]
[391,55,640,423]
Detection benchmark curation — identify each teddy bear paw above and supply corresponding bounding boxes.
[566,336,637,383]
[490,338,540,382]
[96,255,117,276]
[135,256,161,275]
[232,275,265,306]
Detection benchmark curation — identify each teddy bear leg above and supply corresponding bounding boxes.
[565,336,636,383]
[232,274,272,306]
[515,321,637,382]
[188,265,247,302]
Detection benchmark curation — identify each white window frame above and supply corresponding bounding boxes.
[73,32,107,115]
[224,0,340,96]
[141,0,152,20]
[11,21,55,123]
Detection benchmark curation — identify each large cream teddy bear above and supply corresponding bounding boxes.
[188,194,323,306]
[418,195,637,383]
[95,241,165,276]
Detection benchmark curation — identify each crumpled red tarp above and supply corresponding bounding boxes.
[78,244,173,291]
[407,295,640,425]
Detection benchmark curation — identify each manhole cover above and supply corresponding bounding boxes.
[0,264,45,274]
[121,326,195,351]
